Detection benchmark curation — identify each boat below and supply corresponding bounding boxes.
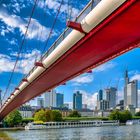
[126,120,140,125]
[25,120,119,130]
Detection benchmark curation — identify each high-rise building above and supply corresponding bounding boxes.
[124,70,138,109]
[97,100,109,111]
[37,98,44,108]
[105,87,117,109]
[73,91,82,110]
[44,90,56,107]
[44,90,64,108]
[56,93,64,107]
[97,89,103,101]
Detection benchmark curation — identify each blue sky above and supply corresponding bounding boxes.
[0,0,140,109]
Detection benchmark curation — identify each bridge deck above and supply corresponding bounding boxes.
[0,0,140,119]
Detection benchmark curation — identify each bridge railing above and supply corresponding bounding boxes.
[26,0,101,78]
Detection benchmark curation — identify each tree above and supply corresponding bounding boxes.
[135,111,140,116]
[34,109,62,122]
[4,110,22,127]
[52,110,62,121]
[34,109,47,122]
[109,110,132,123]
[45,110,53,122]
[68,110,81,117]
[109,110,121,120]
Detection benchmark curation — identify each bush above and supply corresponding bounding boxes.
[4,110,22,127]
[22,118,34,124]
[109,110,132,123]
[34,121,44,124]
[68,110,81,117]
[135,111,140,116]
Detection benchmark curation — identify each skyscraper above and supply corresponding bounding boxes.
[56,93,64,107]
[44,90,56,107]
[44,90,64,108]
[124,70,138,109]
[105,87,117,109]
[97,100,109,111]
[97,89,103,101]
[37,98,44,108]
[97,89,109,111]
[73,91,82,110]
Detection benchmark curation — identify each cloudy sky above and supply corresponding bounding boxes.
[0,0,140,109]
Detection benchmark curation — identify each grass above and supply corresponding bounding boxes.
[0,132,13,140]
[132,116,140,119]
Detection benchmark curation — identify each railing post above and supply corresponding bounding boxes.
[91,0,94,10]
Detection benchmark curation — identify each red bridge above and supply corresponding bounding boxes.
[0,0,140,120]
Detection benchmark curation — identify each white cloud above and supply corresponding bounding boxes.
[77,90,97,109]
[70,62,116,86]
[13,2,21,13]
[71,74,94,86]
[0,9,55,41]
[94,62,116,72]
[39,0,79,20]
[117,90,124,104]
[0,49,41,74]
[130,74,140,81]
[6,38,18,46]
[0,54,14,73]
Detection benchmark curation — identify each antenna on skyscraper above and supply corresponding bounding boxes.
[107,78,112,89]
[99,80,102,90]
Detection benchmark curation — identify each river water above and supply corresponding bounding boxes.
[4,125,140,140]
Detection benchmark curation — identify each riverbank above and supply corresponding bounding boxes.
[0,127,24,131]
[0,132,13,140]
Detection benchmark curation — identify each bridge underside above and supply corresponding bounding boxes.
[0,1,140,119]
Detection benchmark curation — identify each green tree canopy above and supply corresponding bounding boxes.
[4,110,22,127]
[34,109,47,122]
[45,110,53,122]
[135,111,140,116]
[34,109,62,122]
[68,110,81,117]
[109,110,132,123]
[52,110,62,121]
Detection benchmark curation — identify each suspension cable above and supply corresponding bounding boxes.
[2,0,38,103]
[34,0,49,62]
[40,0,64,59]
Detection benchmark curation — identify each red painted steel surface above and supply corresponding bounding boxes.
[67,21,86,34]
[0,0,140,119]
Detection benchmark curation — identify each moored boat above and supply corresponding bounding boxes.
[25,120,119,130]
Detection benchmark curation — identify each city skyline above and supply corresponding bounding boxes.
[0,0,140,110]
[33,69,139,110]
